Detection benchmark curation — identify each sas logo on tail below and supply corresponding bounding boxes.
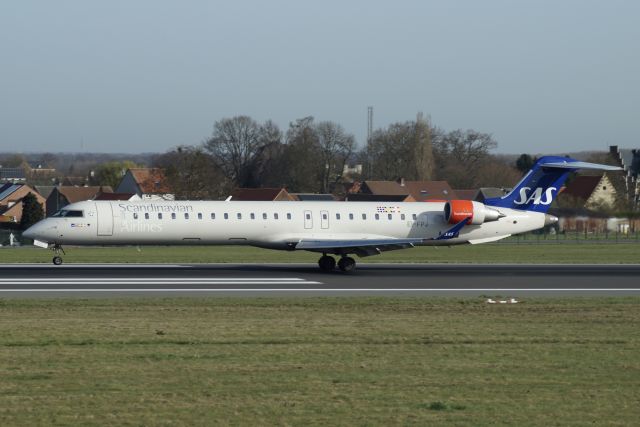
[513,187,557,205]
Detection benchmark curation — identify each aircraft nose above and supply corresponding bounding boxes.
[23,221,55,242]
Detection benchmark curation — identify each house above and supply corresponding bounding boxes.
[116,168,173,200]
[557,174,618,210]
[46,186,113,216]
[230,188,295,201]
[0,167,26,183]
[0,183,46,223]
[344,193,416,202]
[610,145,640,209]
[93,192,139,201]
[358,179,457,202]
[291,193,337,201]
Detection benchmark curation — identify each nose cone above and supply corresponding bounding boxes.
[22,224,38,240]
[23,220,54,242]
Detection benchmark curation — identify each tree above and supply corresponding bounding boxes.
[20,193,44,230]
[154,146,229,200]
[204,116,265,187]
[515,154,535,173]
[367,114,435,181]
[92,160,141,188]
[432,129,497,188]
[280,117,322,192]
[315,121,355,193]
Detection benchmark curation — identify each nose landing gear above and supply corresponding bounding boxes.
[51,244,65,266]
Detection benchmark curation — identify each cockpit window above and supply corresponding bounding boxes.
[52,210,84,218]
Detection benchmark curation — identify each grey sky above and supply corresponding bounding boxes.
[1,0,638,154]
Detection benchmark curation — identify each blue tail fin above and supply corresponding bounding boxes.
[484,156,621,213]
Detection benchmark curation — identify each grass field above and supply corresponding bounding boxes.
[1,297,639,425]
[1,243,640,264]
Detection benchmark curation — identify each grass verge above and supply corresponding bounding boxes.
[1,243,640,264]
[0,297,639,425]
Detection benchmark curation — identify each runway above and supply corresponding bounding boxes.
[1,263,639,297]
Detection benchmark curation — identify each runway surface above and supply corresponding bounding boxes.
[1,263,640,297]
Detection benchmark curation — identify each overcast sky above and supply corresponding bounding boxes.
[1,0,638,154]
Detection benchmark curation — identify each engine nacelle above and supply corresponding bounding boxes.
[444,200,503,225]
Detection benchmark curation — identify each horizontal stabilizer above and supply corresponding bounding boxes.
[539,160,622,171]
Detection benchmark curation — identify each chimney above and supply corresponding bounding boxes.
[398,177,405,187]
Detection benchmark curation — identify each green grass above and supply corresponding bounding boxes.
[1,243,640,264]
[1,297,639,425]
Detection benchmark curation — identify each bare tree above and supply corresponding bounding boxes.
[155,146,229,200]
[315,121,355,193]
[204,116,263,187]
[367,115,435,181]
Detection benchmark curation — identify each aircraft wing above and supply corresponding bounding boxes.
[295,238,424,257]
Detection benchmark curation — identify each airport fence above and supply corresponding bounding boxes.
[497,229,640,244]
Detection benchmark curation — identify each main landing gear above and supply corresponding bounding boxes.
[52,244,65,266]
[318,254,356,273]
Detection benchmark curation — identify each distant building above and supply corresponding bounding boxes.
[359,179,457,202]
[291,193,337,201]
[0,167,26,183]
[557,174,618,210]
[0,183,46,223]
[344,193,415,202]
[610,145,640,210]
[116,168,173,200]
[46,186,113,216]
[230,188,295,201]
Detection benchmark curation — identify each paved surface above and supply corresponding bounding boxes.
[0,263,639,297]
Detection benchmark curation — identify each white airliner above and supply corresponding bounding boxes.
[23,156,620,271]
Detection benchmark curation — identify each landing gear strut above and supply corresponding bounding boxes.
[337,256,356,273]
[52,244,65,266]
[318,254,336,272]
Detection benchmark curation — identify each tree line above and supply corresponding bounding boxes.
[153,114,521,200]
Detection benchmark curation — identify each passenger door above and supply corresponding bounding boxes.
[304,210,313,229]
[95,202,113,236]
[320,210,329,229]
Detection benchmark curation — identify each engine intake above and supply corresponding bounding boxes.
[444,200,503,225]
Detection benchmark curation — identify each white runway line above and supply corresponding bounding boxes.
[1,288,640,292]
[0,278,312,282]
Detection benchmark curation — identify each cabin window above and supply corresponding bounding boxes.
[401,213,405,220]
[158,213,163,220]
[210,213,215,220]
[237,213,242,220]
[184,213,189,220]
[322,213,328,220]
[197,213,203,220]
[349,213,354,220]
[274,213,279,220]
[144,213,150,220]
[388,214,392,220]
[171,213,176,220]
[133,213,138,220]
[224,213,229,220]
[336,213,341,220]
[306,213,311,220]
[375,213,380,220]
[263,213,267,220]
[362,213,367,220]
[412,214,417,220]
[250,213,255,220]
[287,213,292,220]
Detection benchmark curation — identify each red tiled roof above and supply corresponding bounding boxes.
[230,188,293,201]
[129,168,171,194]
[363,180,457,201]
[57,186,113,203]
[561,176,602,201]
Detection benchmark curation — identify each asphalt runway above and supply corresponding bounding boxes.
[1,263,639,297]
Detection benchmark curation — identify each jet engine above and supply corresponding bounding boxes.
[444,200,503,225]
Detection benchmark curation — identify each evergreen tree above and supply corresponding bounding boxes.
[20,193,44,230]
